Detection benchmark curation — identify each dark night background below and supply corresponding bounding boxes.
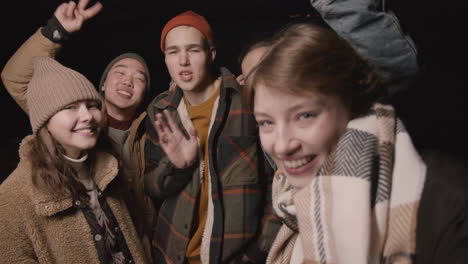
[1,0,468,181]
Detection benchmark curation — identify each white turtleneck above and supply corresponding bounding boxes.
[64,154,101,216]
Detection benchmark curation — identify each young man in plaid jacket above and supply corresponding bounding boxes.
[144,11,281,264]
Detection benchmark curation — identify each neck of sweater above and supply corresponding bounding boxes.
[108,113,133,130]
[64,153,90,181]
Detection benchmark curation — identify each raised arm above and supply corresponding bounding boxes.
[1,0,102,113]
[310,0,419,97]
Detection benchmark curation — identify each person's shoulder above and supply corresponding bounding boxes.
[147,90,181,113]
[219,67,241,90]
[0,164,32,212]
[1,136,35,196]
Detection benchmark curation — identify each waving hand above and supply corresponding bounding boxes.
[154,110,198,169]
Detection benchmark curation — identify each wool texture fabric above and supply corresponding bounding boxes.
[267,103,426,264]
[98,52,151,93]
[26,56,101,133]
[160,10,214,52]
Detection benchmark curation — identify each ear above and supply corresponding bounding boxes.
[210,47,216,63]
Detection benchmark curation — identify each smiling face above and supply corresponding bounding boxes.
[47,100,102,159]
[254,84,350,189]
[164,26,216,96]
[102,58,147,118]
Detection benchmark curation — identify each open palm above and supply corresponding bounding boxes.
[154,110,198,169]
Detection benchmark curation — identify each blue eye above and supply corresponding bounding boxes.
[257,120,272,127]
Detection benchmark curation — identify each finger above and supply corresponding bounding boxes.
[154,118,174,145]
[236,74,245,85]
[82,1,103,19]
[154,113,165,132]
[154,120,165,139]
[156,113,172,135]
[187,125,197,138]
[77,0,90,11]
[187,126,198,147]
[73,9,84,23]
[163,110,182,136]
[66,1,76,18]
[54,2,68,17]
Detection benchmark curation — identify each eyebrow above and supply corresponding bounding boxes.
[113,64,147,79]
[186,44,203,49]
[254,99,325,116]
[166,43,204,51]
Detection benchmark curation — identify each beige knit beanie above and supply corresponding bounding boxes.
[27,56,102,133]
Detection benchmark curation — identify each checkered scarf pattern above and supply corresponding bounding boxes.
[268,103,426,264]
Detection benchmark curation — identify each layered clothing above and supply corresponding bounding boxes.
[144,68,281,263]
[0,28,156,258]
[268,104,426,264]
[0,135,148,263]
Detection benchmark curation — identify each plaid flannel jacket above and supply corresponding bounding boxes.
[144,68,281,263]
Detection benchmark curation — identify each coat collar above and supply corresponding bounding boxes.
[151,67,240,111]
[18,135,119,217]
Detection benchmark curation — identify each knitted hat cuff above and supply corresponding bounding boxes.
[160,11,214,52]
[27,56,102,133]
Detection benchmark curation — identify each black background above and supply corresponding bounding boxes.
[1,0,468,181]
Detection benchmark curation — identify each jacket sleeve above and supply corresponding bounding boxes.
[143,114,195,199]
[309,0,419,97]
[244,149,282,263]
[1,28,62,113]
[0,196,39,263]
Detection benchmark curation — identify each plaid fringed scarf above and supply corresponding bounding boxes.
[267,103,426,264]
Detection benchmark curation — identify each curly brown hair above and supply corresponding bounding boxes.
[243,22,384,119]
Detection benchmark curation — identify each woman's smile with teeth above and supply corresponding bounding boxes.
[74,128,94,134]
[283,156,314,169]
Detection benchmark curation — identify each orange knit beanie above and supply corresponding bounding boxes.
[27,56,102,133]
[160,11,214,52]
